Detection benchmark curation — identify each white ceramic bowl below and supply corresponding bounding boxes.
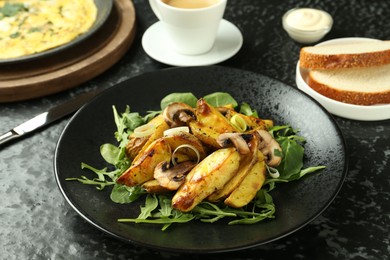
[296,37,390,121]
[282,8,333,44]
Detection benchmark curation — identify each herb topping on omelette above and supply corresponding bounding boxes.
[0,0,97,59]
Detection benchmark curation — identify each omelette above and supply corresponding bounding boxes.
[0,0,97,59]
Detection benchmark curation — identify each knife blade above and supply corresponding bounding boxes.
[0,89,103,146]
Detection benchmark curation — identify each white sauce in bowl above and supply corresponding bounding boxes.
[285,8,332,31]
[282,8,333,44]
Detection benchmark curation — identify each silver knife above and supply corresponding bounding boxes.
[0,89,103,146]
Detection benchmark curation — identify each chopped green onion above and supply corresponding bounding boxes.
[266,165,280,178]
[163,126,190,137]
[132,124,156,137]
[230,114,247,132]
[172,144,200,165]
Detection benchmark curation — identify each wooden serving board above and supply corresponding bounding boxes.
[0,0,136,103]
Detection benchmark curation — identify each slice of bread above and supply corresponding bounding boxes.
[300,41,390,69]
[307,63,390,105]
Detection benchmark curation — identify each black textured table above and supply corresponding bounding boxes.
[1,0,389,259]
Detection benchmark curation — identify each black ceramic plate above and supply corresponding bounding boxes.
[0,0,113,65]
[54,66,347,253]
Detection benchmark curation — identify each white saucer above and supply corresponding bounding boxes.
[296,37,390,121]
[142,19,243,66]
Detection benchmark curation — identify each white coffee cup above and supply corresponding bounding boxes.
[148,0,227,55]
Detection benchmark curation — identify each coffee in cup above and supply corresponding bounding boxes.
[148,0,227,55]
[162,0,220,9]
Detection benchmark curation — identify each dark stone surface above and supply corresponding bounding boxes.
[1,0,389,259]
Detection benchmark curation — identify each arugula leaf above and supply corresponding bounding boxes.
[118,211,195,231]
[66,163,116,190]
[65,175,115,190]
[160,92,198,109]
[285,165,326,181]
[143,110,161,123]
[122,110,145,130]
[226,189,276,225]
[193,202,237,223]
[110,184,144,204]
[81,162,120,182]
[203,92,238,108]
[276,136,304,179]
[138,194,159,219]
[113,105,146,143]
[158,195,173,217]
[118,195,196,230]
[269,125,306,179]
[239,102,259,118]
[117,191,276,230]
[100,143,122,165]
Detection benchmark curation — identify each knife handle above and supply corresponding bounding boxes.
[0,131,19,146]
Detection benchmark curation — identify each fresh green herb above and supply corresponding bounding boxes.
[239,102,259,117]
[0,3,27,19]
[160,92,198,109]
[18,16,28,27]
[10,32,21,39]
[67,92,325,230]
[110,184,144,204]
[203,92,238,108]
[160,92,238,109]
[66,163,116,190]
[28,27,42,33]
[118,189,276,231]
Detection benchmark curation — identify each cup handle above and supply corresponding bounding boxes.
[148,0,161,20]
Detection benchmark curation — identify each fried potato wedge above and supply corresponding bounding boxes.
[117,138,171,186]
[172,147,240,212]
[224,109,273,132]
[207,137,259,202]
[164,132,207,162]
[195,99,236,132]
[246,117,273,131]
[189,120,221,149]
[224,152,266,208]
[126,115,170,161]
[189,99,237,148]
[125,136,148,160]
[141,179,171,194]
[207,155,254,202]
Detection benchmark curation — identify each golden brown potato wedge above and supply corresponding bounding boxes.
[163,132,207,162]
[224,109,273,132]
[207,155,254,202]
[207,136,259,202]
[127,115,170,161]
[189,99,237,148]
[125,136,148,160]
[117,138,172,186]
[141,179,171,194]
[196,98,237,133]
[189,120,221,149]
[172,147,241,212]
[247,117,273,131]
[224,152,266,208]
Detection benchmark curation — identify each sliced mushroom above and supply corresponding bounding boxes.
[163,102,196,128]
[256,129,282,167]
[217,133,253,154]
[154,160,196,190]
